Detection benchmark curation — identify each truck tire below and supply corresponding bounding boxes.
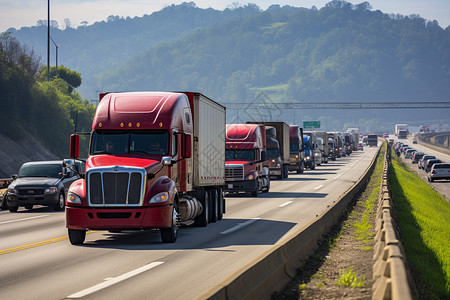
[68,229,86,245]
[208,189,218,223]
[54,191,65,211]
[217,188,224,220]
[193,191,209,227]
[160,206,178,243]
[24,204,33,210]
[9,206,18,212]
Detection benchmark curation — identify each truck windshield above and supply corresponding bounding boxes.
[225,149,255,160]
[290,143,299,153]
[265,148,279,159]
[18,163,62,178]
[90,130,170,155]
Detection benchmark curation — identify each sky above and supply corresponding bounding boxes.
[1,0,450,33]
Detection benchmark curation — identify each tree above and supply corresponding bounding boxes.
[41,65,82,93]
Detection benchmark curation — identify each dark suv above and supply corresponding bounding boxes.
[6,160,82,212]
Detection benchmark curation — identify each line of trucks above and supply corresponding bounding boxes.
[4,91,365,245]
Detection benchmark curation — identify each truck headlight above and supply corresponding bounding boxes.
[271,159,276,163]
[67,192,82,204]
[44,187,58,194]
[149,192,169,204]
[306,156,311,160]
[246,174,254,180]
[7,187,17,194]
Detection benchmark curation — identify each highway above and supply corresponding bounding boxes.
[0,147,378,300]
[394,136,450,201]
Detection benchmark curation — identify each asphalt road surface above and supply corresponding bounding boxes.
[0,146,379,300]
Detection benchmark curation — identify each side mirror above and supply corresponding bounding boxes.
[261,150,266,161]
[11,174,17,180]
[184,134,192,159]
[162,156,172,166]
[70,134,80,159]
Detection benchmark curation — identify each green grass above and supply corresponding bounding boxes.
[389,155,450,299]
[336,268,366,288]
[353,143,385,246]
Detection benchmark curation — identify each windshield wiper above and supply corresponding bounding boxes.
[130,150,150,154]
[93,150,112,155]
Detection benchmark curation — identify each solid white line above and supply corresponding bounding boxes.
[314,185,324,190]
[220,218,260,235]
[0,215,48,225]
[279,201,293,207]
[334,174,342,180]
[67,262,164,298]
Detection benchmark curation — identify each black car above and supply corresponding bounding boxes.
[6,160,82,212]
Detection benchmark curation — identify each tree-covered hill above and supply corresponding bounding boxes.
[5,1,450,132]
[7,2,262,100]
[100,1,450,105]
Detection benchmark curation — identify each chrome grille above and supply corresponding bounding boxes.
[86,166,146,206]
[225,165,244,181]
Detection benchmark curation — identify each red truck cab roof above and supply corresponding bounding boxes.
[94,92,193,133]
[226,124,266,150]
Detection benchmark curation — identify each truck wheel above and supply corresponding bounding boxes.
[311,162,315,170]
[161,207,178,243]
[68,229,86,245]
[9,206,18,213]
[194,191,209,227]
[208,189,218,223]
[24,204,33,210]
[217,188,224,220]
[54,191,65,211]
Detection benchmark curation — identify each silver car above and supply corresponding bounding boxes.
[419,155,436,169]
[428,163,450,182]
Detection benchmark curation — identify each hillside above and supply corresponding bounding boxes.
[0,133,59,178]
[5,1,450,133]
[7,2,262,100]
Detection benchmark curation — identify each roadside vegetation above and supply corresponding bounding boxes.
[389,155,450,299]
[0,33,95,158]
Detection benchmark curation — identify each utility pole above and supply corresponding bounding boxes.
[47,0,50,81]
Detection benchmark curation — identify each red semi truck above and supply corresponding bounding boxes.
[65,92,226,244]
[224,124,270,196]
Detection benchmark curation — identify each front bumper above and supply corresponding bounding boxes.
[66,204,173,230]
[269,168,282,176]
[225,179,257,193]
[7,193,59,207]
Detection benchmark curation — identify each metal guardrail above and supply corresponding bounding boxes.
[372,145,415,300]
[0,178,12,188]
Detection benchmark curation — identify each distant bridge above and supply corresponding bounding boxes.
[221,102,450,109]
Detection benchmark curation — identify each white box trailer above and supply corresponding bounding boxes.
[191,93,226,187]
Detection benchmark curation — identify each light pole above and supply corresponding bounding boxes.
[47,0,50,81]
[50,36,58,78]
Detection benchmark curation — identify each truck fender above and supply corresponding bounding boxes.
[245,170,258,181]
[146,176,177,207]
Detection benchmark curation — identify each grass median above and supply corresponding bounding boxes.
[389,154,450,299]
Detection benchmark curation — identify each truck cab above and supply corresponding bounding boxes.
[65,92,226,245]
[224,124,270,196]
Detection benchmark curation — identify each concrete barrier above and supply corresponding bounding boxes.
[372,145,415,300]
[201,144,381,300]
